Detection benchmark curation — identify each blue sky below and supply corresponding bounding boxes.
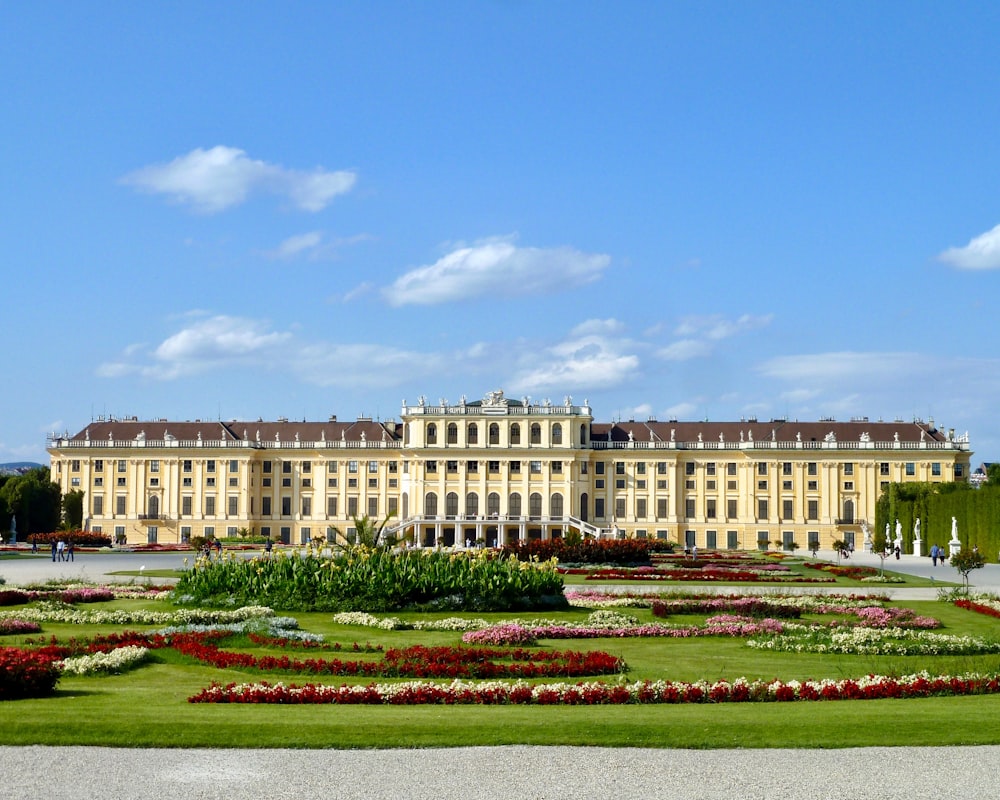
[3,2,1000,464]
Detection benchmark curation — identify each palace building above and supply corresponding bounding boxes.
[47,391,973,551]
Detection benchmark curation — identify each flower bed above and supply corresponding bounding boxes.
[748,627,1000,655]
[188,671,1000,705]
[0,647,62,699]
[574,567,834,583]
[955,596,1000,619]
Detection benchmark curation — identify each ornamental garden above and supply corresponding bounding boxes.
[3,540,1000,748]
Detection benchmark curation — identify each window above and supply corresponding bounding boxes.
[757,498,768,520]
[727,463,737,476]
[782,480,792,490]
[704,480,714,490]
[262,497,271,516]
[905,462,915,476]
[657,480,667,489]
[467,423,478,444]
[595,461,605,475]
[116,496,126,515]
[368,497,378,517]
[706,530,717,549]
[757,531,769,550]
[594,498,605,518]
[807,500,818,520]
[327,496,338,516]
[757,462,768,476]
[348,461,358,474]
[206,460,215,473]
[348,497,359,516]
[686,479,695,489]
[656,498,668,518]
[465,492,478,516]
[807,462,817,476]
[425,461,437,474]
[368,478,378,488]
[616,479,626,489]
[530,423,541,444]
[447,423,458,444]
[229,496,239,516]
[229,459,238,472]
[94,459,103,471]
[348,478,357,488]
[614,498,626,519]
[388,497,398,516]
[727,499,737,519]
[282,478,291,488]
[705,463,716,476]
[551,461,563,474]
[181,496,192,516]
[447,460,458,473]
[530,493,544,517]
[706,499,716,519]
[92,496,103,515]
[368,460,378,473]
[932,462,941,477]
[636,498,647,518]
[328,477,338,487]
[466,460,478,474]
[182,477,192,487]
[595,479,605,489]
[782,462,792,476]
[782,499,793,521]
[757,480,767,490]
[205,497,216,516]
[119,460,128,473]
[808,531,820,551]
[844,481,854,491]
[728,530,739,549]
[843,463,854,476]
[282,461,292,474]
[489,423,500,444]
[880,462,890,476]
[94,477,103,487]
[488,460,500,473]
[263,460,272,473]
[616,462,626,475]
[510,424,521,444]
[685,462,695,476]
[509,493,522,516]
[657,462,667,475]
[425,492,437,516]
[149,460,159,473]
[427,423,437,444]
[388,461,397,473]
[510,461,521,474]
[446,492,459,517]
[552,424,562,444]
[206,478,215,487]
[488,492,500,517]
[229,477,238,487]
[637,479,647,489]
[685,498,695,519]
[808,480,817,491]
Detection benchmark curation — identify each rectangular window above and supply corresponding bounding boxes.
[807,499,818,520]
[905,462,915,476]
[302,461,311,474]
[782,480,792,490]
[368,478,378,488]
[94,459,104,472]
[327,495,338,517]
[206,478,215,487]
[368,497,378,517]
[228,496,238,516]
[727,463,737,476]
[348,461,358,474]
[530,460,542,474]
[636,498,647,518]
[807,462,817,476]
[782,499,793,521]
[282,461,292,474]
[302,497,312,516]
[844,463,854,476]
[229,459,238,472]
[844,481,854,491]
[706,530,717,549]
[488,460,500,473]
[328,477,338,487]
[615,461,625,475]
[657,462,667,475]
[181,460,191,473]
[706,498,717,519]
[347,497,358,516]
[594,498,605,518]
[348,478,358,488]
[637,479,647,489]
[686,479,696,489]
[388,497,398,516]
[551,461,563,474]
[182,477,192,487]
[388,461,398,473]
[263,460,272,474]
[368,460,378,473]
[595,479,605,489]
[757,498,768,520]
[685,462,696,476]
[282,478,291,488]
[615,498,626,518]
[447,460,459,474]
[281,497,292,516]
[118,460,127,473]
[782,462,792,476]
[727,480,737,490]
[880,462,890,476]
[932,463,941,477]
[71,477,81,487]
[206,460,215,473]
[727,499,737,519]
[229,477,238,487]
[595,462,605,475]
[149,460,160,473]
[262,497,271,516]
[580,462,588,475]
[757,480,767,490]
[807,480,817,491]
[757,531,769,550]
[94,477,103,487]
[205,497,216,516]
[808,531,820,551]
[182,496,192,516]
[636,462,646,475]
[467,460,479,473]
[425,461,437,474]
[656,498,668,518]
[263,477,272,487]
[92,496,103,515]
[657,480,667,489]
[757,462,768,476]
[706,462,716,476]
[116,496,126,515]
[727,530,739,549]
[685,498,695,519]
[615,479,626,489]
[510,461,521,474]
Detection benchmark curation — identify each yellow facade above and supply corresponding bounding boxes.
[47,391,973,551]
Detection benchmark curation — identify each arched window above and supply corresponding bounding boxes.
[447,423,458,444]
[487,492,500,517]
[425,492,438,516]
[427,424,437,445]
[552,423,562,444]
[509,492,522,517]
[510,423,521,445]
[529,492,543,518]
[551,493,563,517]
[489,423,500,445]
[580,492,589,522]
[466,492,478,517]
[530,423,542,444]
[580,424,587,446]
[147,495,159,518]
[446,492,459,517]
[843,499,855,523]
[467,423,478,444]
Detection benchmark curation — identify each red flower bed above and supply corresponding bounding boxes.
[954,599,1000,619]
[803,563,878,579]
[26,530,112,548]
[577,568,833,583]
[0,647,61,699]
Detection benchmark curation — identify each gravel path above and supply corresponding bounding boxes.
[2,745,998,799]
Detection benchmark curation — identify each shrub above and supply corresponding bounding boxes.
[0,647,61,699]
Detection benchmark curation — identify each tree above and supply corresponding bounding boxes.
[831,539,849,565]
[870,523,890,577]
[987,463,1000,487]
[329,511,398,549]
[62,490,85,530]
[950,548,985,592]
[0,467,60,535]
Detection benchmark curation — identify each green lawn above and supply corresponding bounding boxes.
[3,594,1000,748]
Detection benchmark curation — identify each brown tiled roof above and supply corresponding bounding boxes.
[73,419,399,443]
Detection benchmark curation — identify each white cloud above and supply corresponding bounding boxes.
[675,313,773,340]
[97,314,450,389]
[631,403,653,417]
[571,318,625,337]
[939,223,1000,270]
[339,282,375,303]
[663,401,698,419]
[383,236,610,306]
[121,146,356,213]
[657,339,712,361]
[508,325,640,393]
[266,232,324,259]
[758,352,919,384]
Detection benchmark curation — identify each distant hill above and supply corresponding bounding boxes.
[0,462,44,475]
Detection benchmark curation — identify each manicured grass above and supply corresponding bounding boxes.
[3,592,1000,748]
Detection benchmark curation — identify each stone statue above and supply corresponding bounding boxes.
[697,432,702,442]
[914,518,921,540]
[895,519,902,542]
[951,516,958,539]
[628,430,634,441]
[719,432,725,443]
[860,431,870,442]
[740,431,744,442]
[670,429,675,442]
[747,430,753,443]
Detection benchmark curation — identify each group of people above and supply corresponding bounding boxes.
[929,543,949,566]
[49,539,74,562]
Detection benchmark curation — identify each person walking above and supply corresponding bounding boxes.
[50,539,58,562]
[931,543,939,566]
[56,539,65,561]
[66,540,75,562]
